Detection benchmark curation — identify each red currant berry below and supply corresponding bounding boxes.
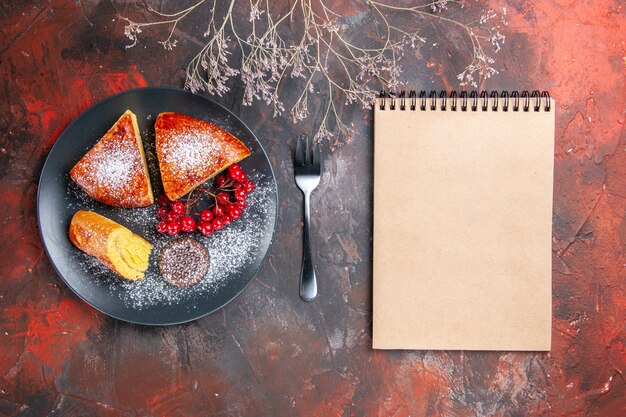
[235,171,247,183]
[158,195,171,207]
[227,172,240,182]
[222,214,233,225]
[167,221,181,235]
[181,216,196,233]
[198,221,214,236]
[216,192,230,205]
[221,201,233,210]
[234,189,247,201]
[243,180,255,193]
[166,211,181,222]
[228,163,241,176]
[171,201,185,214]
[156,207,169,219]
[213,205,224,217]
[215,175,228,188]
[230,169,244,182]
[212,217,224,231]
[235,200,247,210]
[229,206,242,219]
[200,209,214,222]
[156,220,168,234]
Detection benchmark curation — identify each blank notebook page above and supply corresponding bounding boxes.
[372,95,555,351]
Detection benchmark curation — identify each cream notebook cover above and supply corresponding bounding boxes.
[373,91,554,351]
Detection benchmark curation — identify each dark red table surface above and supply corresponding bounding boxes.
[1,1,624,416]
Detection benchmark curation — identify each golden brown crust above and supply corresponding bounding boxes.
[155,112,251,201]
[69,210,120,271]
[70,110,154,208]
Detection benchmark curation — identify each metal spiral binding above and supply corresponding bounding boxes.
[379,90,551,112]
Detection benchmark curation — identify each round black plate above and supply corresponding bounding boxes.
[37,87,277,325]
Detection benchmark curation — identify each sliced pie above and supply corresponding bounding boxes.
[70,110,154,208]
[155,112,251,201]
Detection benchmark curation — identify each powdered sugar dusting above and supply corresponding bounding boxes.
[90,146,135,191]
[162,132,220,172]
[68,171,275,309]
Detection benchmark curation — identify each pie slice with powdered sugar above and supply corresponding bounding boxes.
[70,110,154,208]
[155,112,251,201]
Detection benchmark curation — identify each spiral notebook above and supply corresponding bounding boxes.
[373,90,555,351]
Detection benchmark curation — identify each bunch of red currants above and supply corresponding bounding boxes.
[155,163,255,236]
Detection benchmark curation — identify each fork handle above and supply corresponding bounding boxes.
[300,192,317,301]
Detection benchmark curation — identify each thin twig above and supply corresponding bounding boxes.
[120,0,506,146]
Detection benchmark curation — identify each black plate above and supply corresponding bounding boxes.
[37,87,277,325]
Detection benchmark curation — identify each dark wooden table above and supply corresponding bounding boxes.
[1,1,624,416]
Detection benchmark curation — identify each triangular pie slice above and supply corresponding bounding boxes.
[155,112,251,201]
[70,110,154,208]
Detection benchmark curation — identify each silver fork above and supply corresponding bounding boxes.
[294,134,321,301]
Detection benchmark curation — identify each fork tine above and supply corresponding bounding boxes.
[295,135,304,165]
[304,134,310,166]
[312,141,320,167]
